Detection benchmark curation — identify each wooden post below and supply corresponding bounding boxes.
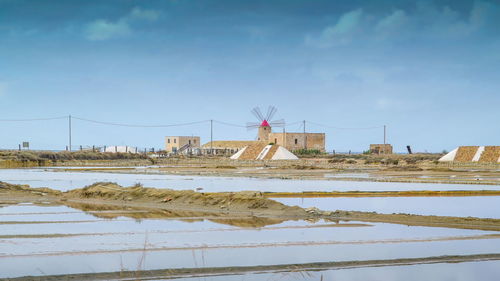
[303,120,307,150]
[383,125,386,154]
[68,115,72,152]
[210,119,213,155]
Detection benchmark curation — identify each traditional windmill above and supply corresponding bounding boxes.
[246,106,285,142]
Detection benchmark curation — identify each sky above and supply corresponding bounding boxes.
[0,0,499,152]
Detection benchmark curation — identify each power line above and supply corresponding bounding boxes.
[0,115,384,131]
[0,116,68,122]
[306,120,384,130]
[72,116,210,128]
[212,120,246,128]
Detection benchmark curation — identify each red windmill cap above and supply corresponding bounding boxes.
[261,120,270,127]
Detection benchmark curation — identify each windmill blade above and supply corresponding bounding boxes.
[268,119,285,128]
[266,106,278,121]
[251,107,265,122]
[246,122,261,130]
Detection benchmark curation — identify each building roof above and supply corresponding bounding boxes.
[439,146,500,163]
[202,140,260,149]
[230,144,299,160]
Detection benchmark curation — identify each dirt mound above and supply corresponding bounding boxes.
[64,182,302,215]
[0,181,61,195]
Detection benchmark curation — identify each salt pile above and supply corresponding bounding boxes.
[230,144,299,160]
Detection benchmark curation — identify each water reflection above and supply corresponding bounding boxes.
[1,168,497,192]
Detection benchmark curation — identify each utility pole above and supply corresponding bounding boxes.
[69,115,72,152]
[383,125,386,145]
[383,125,387,154]
[210,119,213,155]
[303,120,307,150]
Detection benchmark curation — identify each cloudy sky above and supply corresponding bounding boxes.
[1,0,499,152]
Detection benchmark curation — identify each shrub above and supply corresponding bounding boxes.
[293,149,323,156]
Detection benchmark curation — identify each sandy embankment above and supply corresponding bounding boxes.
[1,181,500,231]
[7,253,500,281]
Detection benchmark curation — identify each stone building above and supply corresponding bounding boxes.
[268,132,326,152]
[165,136,200,153]
[369,144,393,154]
[202,140,257,155]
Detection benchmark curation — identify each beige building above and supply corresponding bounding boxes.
[369,144,393,154]
[268,132,326,152]
[202,140,257,155]
[165,136,200,153]
[254,122,326,152]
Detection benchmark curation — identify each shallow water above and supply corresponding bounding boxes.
[1,168,498,192]
[276,196,500,218]
[1,204,500,278]
[175,260,500,281]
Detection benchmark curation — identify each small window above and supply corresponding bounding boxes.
[274,138,277,144]
[189,140,191,144]
[295,139,298,144]
[174,139,176,144]
[167,139,170,144]
[194,139,197,144]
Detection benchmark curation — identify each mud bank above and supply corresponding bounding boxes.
[2,181,500,231]
[264,190,500,198]
[8,253,500,281]
[0,181,305,218]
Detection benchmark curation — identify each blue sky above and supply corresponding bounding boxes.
[0,0,499,152]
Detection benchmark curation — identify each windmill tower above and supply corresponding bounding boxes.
[246,106,285,143]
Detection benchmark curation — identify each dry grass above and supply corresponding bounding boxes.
[0,150,147,161]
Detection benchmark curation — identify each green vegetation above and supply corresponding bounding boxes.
[293,149,323,156]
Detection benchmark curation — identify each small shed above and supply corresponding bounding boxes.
[370,144,393,154]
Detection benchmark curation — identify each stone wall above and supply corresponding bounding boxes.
[269,132,325,152]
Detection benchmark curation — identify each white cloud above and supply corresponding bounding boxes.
[325,9,363,35]
[84,19,130,41]
[306,1,500,48]
[128,7,160,22]
[84,7,160,41]
[306,9,363,47]
[375,10,408,33]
